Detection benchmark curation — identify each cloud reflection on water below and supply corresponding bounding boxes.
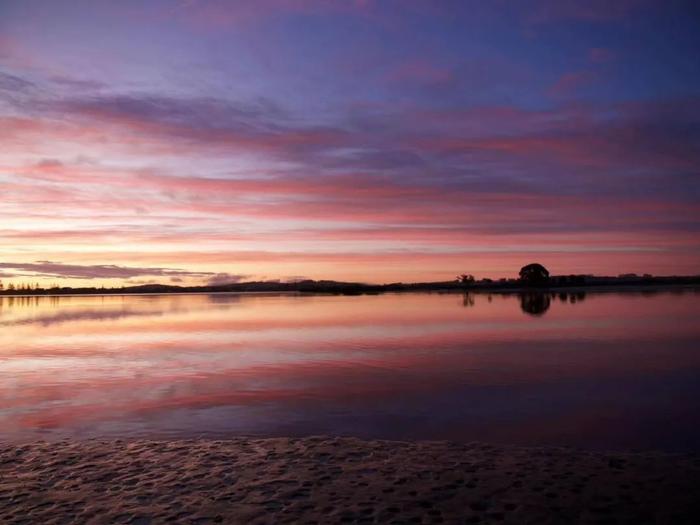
[1,291,699,451]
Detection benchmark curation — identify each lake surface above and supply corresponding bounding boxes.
[1,290,699,451]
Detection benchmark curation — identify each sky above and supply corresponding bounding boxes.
[1,0,699,287]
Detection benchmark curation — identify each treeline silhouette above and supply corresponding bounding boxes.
[0,271,698,297]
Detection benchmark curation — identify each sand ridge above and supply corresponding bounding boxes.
[1,437,699,524]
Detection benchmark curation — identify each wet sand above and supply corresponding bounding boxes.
[1,437,699,524]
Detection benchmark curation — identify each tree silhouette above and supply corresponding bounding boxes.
[518,263,550,285]
[456,274,475,285]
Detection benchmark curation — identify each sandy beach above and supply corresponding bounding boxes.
[1,437,699,524]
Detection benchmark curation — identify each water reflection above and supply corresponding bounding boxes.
[519,293,552,316]
[0,289,646,325]
[462,293,475,307]
[1,291,699,451]
[460,291,587,316]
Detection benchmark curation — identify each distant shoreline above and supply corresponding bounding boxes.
[1,277,699,297]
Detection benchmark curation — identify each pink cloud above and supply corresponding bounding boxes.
[2,86,698,285]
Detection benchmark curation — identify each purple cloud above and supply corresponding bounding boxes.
[0,71,33,92]
[206,273,251,286]
[0,261,217,280]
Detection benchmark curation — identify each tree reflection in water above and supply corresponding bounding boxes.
[519,291,587,316]
[519,292,551,316]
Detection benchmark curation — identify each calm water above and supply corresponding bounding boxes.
[1,291,699,451]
